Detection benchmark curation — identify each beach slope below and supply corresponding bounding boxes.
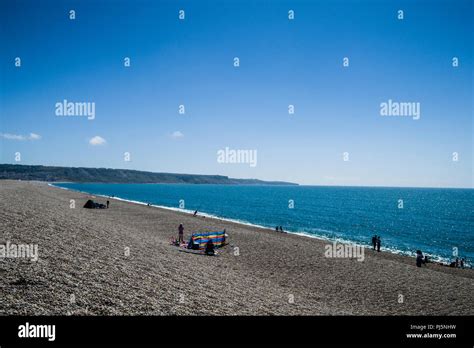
[0,180,473,315]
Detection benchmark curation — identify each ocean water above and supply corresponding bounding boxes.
[54,183,474,265]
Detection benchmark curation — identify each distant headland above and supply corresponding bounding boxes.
[0,164,298,185]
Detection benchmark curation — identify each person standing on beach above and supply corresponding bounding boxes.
[376,236,381,252]
[178,224,184,244]
[416,250,423,267]
[106,200,110,209]
[205,238,215,256]
[371,235,377,250]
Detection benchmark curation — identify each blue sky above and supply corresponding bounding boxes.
[0,0,472,187]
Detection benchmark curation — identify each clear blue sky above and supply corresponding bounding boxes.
[0,0,472,187]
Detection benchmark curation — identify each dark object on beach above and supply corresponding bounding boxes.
[424,255,429,264]
[83,199,106,209]
[376,236,381,252]
[205,239,215,256]
[178,224,184,244]
[106,200,110,208]
[83,199,95,209]
[187,237,200,250]
[460,258,465,268]
[193,210,198,217]
[279,226,284,232]
[371,235,377,250]
[455,258,459,268]
[416,250,423,267]
[416,258,422,267]
[275,226,279,232]
[449,261,456,268]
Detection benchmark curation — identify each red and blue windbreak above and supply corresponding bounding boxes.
[190,231,226,249]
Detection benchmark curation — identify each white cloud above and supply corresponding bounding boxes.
[0,132,41,141]
[89,136,107,146]
[1,133,25,140]
[171,131,184,138]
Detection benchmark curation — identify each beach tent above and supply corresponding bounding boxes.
[188,230,226,250]
[83,199,96,209]
[84,199,95,208]
[83,199,107,209]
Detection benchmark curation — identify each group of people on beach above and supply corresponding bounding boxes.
[450,257,466,269]
[368,234,472,269]
[177,223,215,256]
[275,226,284,233]
[371,235,381,252]
[416,250,429,267]
[417,252,468,269]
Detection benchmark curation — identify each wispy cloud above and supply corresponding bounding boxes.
[89,136,107,146]
[170,131,184,139]
[0,132,42,141]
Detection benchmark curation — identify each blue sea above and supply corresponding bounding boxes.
[54,183,474,265]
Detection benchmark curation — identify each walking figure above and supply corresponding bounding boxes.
[178,224,184,244]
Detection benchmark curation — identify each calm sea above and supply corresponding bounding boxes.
[54,183,474,265]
